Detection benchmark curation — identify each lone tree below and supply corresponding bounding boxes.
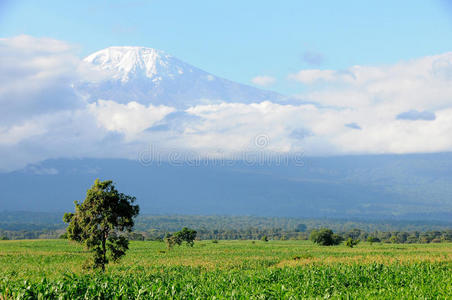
[63,179,139,271]
[345,237,360,248]
[310,228,343,246]
[165,227,197,249]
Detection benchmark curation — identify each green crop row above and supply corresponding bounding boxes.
[1,263,451,299]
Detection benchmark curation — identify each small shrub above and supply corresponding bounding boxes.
[165,234,179,250]
[367,236,380,245]
[389,236,399,244]
[346,238,360,248]
[261,235,268,242]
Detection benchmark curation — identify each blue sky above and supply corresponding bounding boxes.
[1,0,452,94]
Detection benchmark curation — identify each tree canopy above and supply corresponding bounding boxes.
[165,227,197,249]
[63,179,139,270]
[310,228,343,246]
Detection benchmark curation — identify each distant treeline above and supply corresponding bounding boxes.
[0,211,66,239]
[134,215,452,233]
[1,212,451,243]
[132,227,452,244]
[0,229,65,240]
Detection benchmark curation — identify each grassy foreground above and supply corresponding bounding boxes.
[0,240,451,298]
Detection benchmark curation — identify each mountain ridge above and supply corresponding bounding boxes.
[77,46,286,107]
[2,154,451,220]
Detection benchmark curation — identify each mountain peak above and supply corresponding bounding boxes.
[79,46,285,107]
[84,46,187,82]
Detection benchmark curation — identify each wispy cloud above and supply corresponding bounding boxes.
[251,75,276,87]
[288,69,354,84]
[302,51,325,66]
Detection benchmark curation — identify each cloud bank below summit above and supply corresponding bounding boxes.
[1,35,452,171]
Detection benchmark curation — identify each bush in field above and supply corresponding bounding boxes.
[165,227,197,249]
[63,179,139,271]
[346,237,360,248]
[261,235,269,242]
[165,233,180,249]
[176,227,197,246]
[389,235,399,243]
[367,236,380,245]
[310,228,343,246]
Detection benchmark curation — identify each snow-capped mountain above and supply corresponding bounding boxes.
[77,46,285,107]
[84,47,193,83]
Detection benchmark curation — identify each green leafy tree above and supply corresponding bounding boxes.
[310,228,343,246]
[261,235,269,242]
[63,179,139,271]
[165,227,197,249]
[346,237,360,248]
[175,227,197,246]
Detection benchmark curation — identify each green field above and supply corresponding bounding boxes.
[1,240,451,298]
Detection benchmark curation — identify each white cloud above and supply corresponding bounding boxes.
[0,36,107,170]
[0,34,73,54]
[288,69,355,84]
[288,52,452,154]
[2,35,452,171]
[0,121,47,146]
[184,101,317,153]
[89,100,175,138]
[0,35,85,126]
[251,75,276,87]
[288,69,336,84]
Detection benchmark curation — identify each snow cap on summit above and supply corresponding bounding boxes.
[84,46,187,82]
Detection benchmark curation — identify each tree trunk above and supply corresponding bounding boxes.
[102,232,107,272]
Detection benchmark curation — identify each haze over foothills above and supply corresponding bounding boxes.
[1,1,452,217]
